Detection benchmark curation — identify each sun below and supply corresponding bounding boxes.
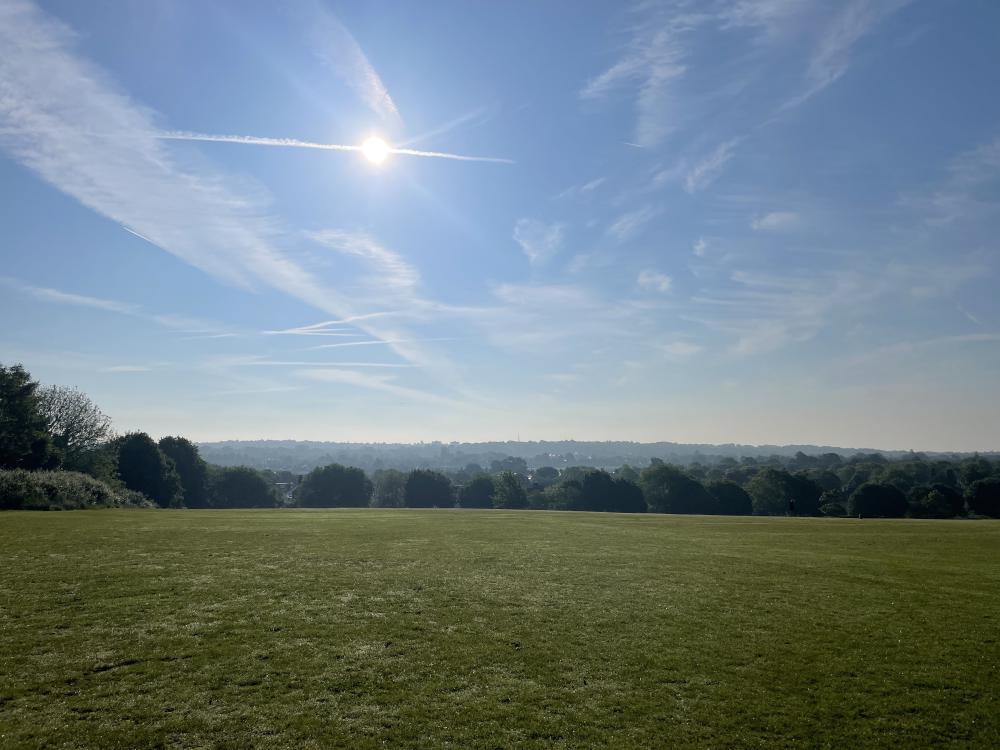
[361,136,390,164]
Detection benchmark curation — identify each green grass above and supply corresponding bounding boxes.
[1,510,998,748]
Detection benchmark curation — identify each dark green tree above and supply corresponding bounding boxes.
[296,463,372,507]
[209,466,277,508]
[158,436,209,507]
[404,469,453,508]
[706,480,753,515]
[493,471,528,509]
[967,477,1000,518]
[908,483,964,518]
[847,482,908,518]
[0,363,55,470]
[611,477,646,513]
[641,464,716,514]
[532,466,560,486]
[459,475,495,508]
[114,432,181,507]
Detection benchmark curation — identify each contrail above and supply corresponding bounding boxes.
[158,130,513,164]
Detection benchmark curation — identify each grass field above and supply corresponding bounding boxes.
[1,510,998,748]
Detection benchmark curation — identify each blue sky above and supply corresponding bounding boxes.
[1,0,999,450]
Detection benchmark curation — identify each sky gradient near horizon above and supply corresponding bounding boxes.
[1,0,999,451]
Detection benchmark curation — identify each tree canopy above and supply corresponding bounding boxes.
[297,463,372,507]
[0,363,55,470]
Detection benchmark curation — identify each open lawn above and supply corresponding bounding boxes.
[1,510,998,748]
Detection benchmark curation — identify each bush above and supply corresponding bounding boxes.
[0,469,153,510]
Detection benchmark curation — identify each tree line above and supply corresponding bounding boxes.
[2,362,999,516]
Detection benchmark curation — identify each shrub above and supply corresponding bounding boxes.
[0,469,153,510]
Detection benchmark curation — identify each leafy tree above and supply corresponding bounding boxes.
[539,480,582,510]
[967,477,1000,518]
[532,466,560,486]
[459,475,495,508]
[706,480,752,515]
[746,468,822,516]
[37,385,114,471]
[610,477,646,513]
[404,469,453,508]
[372,469,407,508]
[209,466,277,508]
[0,363,55,470]
[158,436,209,507]
[615,464,640,483]
[641,464,716,514]
[908,483,964,518]
[296,463,372,507]
[493,471,528,509]
[847,482,908,518]
[113,432,181,507]
[960,457,994,489]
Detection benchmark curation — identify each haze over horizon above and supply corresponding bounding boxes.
[2,0,999,452]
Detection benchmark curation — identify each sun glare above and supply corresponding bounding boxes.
[361,136,390,164]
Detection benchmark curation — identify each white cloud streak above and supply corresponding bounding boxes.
[685,138,743,193]
[158,131,514,164]
[302,2,401,125]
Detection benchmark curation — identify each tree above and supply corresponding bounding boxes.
[610,477,646,513]
[114,432,181,507]
[459,475,495,508]
[296,463,372,507]
[493,471,528,509]
[908,483,964,518]
[746,468,797,516]
[847,482,908,518]
[158,436,209,507]
[37,385,114,471]
[532,466,560,486]
[967,477,1000,518]
[209,466,277,508]
[404,469,453,508]
[640,464,716,514]
[0,363,55,470]
[706,480,752,515]
[372,469,407,508]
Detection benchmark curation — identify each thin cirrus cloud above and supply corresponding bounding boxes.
[0,0,467,396]
[299,0,402,126]
[0,276,236,337]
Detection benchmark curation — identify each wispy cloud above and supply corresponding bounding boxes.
[782,0,913,110]
[300,2,401,125]
[513,219,565,265]
[581,17,690,147]
[685,138,743,193]
[1,276,237,337]
[637,269,673,293]
[0,2,462,396]
[1,277,138,315]
[607,205,661,241]
[751,210,799,230]
[910,135,1000,225]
